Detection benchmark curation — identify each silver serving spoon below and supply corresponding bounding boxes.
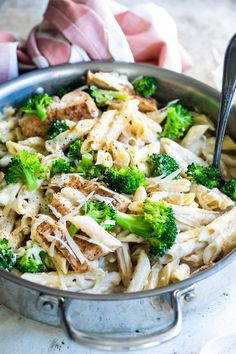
[213,33,236,168]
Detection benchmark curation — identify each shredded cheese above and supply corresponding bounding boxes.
[60,224,90,265]
[76,234,113,254]
[46,234,75,257]
[94,194,114,204]
[148,169,181,184]
[102,220,116,226]
[159,169,182,182]
[59,190,95,223]
[48,239,56,257]
[49,205,63,219]
[98,185,131,202]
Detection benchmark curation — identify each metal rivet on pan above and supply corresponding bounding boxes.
[42,301,54,311]
[184,292,196,302]
[37,295,59,313]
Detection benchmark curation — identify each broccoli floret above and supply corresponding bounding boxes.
[4,150,47,191]
[74,153,104,179]
[16,243,48,273]
[78,199,177,256]
[0,238,16,271]
[186,163,222,189]
[90,86,129,107]
[221,179,236,200]
[82,201,116,231]
[132,76,157,98]
[50,158,71,177]
[67,139,83,159]
[161,103,193,140]
[115,199,177,257]
[68,224,78,237]
[21,94,53,121]
[147,153,180,178]
[105,165,146,194]
[46,120,69,140]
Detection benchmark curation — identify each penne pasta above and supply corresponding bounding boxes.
[171,205,220,228]
[171,263,190,282]
[46,119,95,153]
[191,184,234,210]
[144,262,161,290]
[126,250,150,292]
[158,260,179,287]
[69,215,122,253]
[161,138,207,172]
[116,242,133,288]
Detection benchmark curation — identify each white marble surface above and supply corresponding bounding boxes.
[0,1,236,353]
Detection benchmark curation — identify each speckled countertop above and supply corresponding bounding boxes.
[0,1,236,354]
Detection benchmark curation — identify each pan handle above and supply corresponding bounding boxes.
[59,284,196,351]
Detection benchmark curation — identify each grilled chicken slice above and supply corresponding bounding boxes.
[19,115,49,138]
[49,193,73,218]
[132,96,157,112]
[75,238,104,261]
[50,174,131,212]
[47,90,99,121]
[37,219,105,270]
[19,90,99,138]
[87,70,133,94]
[37,220,90,273]
[87,71,157,112]
[110,96,157,113]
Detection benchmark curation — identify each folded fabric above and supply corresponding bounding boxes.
[0,0,192,84]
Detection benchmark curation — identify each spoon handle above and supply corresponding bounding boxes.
[213,34,236,168]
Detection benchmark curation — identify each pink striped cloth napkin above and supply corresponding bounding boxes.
[0,0,192,84]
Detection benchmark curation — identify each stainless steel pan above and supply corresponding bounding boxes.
[0,62,235,351]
